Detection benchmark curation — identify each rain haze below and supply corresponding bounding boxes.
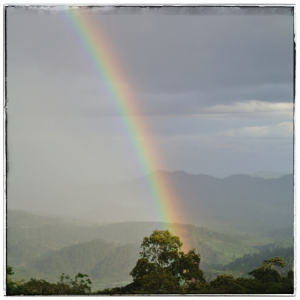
[6,6,294,219]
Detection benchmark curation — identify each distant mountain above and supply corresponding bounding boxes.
[76,171,294,233]
[8,171,294,234]
[249,171,290,179]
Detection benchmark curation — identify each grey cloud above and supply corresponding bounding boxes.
[7,7,294,121]
[155,133,293,178]
[95,14,294,110]
[216,122,293,138]
[6,6,294,188]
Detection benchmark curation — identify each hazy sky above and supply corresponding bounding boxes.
[7,5,294,203]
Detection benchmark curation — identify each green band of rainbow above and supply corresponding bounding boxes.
[63,7,190,250]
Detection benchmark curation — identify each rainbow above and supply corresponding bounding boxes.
[63,7,190,251]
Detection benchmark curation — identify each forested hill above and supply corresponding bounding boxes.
[220,247,294,277]
[7,210,293,290]
[8,210,250,267]
[34,239,140,285]
[7,235,294,295]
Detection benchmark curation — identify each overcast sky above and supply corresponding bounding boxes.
[7,6,294,207]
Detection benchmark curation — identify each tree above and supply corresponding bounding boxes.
[209,274,247,294]
[6,265,28,295]
[6,267,92,295]
[7,265,14,276]
[247,257,293,294]
[138,268,182,294]
[248,256,286,283]
[55,273,92,294]
[6,265,16,295]
[128,230,205,293]
[261,257,286,269]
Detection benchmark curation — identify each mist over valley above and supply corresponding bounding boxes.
[8,170,293,234]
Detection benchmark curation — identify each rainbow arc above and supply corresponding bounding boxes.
[64,7,190,251]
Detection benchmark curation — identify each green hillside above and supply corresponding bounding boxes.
[31,239,140,290]
[221,247,294,276]
[7,209,294,291]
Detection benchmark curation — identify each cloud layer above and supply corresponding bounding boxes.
[6,6,294,213]
[217,122,293,138]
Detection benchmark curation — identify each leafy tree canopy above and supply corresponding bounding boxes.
[262,256,286,269]
[6,268,92,295]
[248,256,286,283]
[129,230,205,293]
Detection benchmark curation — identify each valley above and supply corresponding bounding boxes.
[7,208,294,291]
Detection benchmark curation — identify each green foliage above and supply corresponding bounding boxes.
[248,256,286,282]
[245,257,293,294]
[218,247,293,279]
[209,274,248,294]
[7,210,294,292]
[7,234,295,296]
[7,265,14,276]
[134,230,182,270]
[94,236,294,295]
[176,248,206,286]
[6,265,23,295]
[139,268,182,294]
[262,256,286,269]
[126,230,205,293]
[184,257,294,295]
[8,210,293,267]
[7,267,92,295]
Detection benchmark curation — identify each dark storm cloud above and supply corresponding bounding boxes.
[96,12,293,107]
[8,7,294,102]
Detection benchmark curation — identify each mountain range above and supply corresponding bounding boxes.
[249,171,289,179]
[79,171,294,233]
[8,171,294,234]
